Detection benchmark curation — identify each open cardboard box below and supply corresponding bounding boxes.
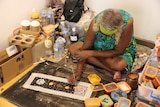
[0,47,32,87]
[0,45,19,64]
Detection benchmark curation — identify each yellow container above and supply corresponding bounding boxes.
[84,98,101,107]
[88,74,101,85]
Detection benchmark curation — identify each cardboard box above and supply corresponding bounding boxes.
[0,50,9,64]
[0,48,32,87]
[0,45,19,64]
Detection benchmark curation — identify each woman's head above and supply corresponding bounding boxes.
[102,9,123,30]
[93,9,124,44]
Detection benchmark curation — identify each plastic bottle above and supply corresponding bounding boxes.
[46,0,51,8]
[54,37,66,61]
[40,7,48,26]
[58,36,66,57]
[54,40,61,61]
[44,37,53,58]
[31,8,39,19]
[47,7,55,24]
[60,21,71,46]
[70,27,79,43]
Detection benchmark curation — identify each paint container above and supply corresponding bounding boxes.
[135,102,151,107]
[157,86,160,91]
[84,98,101,107]
[117,81,131,93]
[110,90,127,103]
[114,103,118,107]
[152,75,160,88]
[88,74,101,85]
[126,72,139,90]
[144,65,158,79]
[90,83,104,92]
[99,94,113,107]
[117,97,131,107]
[103,82,119,93]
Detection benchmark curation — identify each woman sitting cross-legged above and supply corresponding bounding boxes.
[68,8,137,85]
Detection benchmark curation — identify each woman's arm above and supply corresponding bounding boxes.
[91,18,134,58]
[80,20,96,50]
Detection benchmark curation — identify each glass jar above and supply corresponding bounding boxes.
[126,72,139,90]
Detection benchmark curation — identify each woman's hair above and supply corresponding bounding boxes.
[93,9,124,44]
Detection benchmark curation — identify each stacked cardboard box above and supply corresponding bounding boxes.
[0,46,32,87]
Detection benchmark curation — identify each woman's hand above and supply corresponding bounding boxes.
[68,72,82,85]
[74,50,93,61]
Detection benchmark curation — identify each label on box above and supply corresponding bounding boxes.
[6,45,18,57]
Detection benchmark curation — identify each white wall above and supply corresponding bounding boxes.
[85,0,160,42]
[0,0,46,50]
[0,0,160,50]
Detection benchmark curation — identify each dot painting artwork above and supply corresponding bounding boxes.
[23,73,92,100]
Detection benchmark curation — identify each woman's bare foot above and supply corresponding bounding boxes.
[113,71,121,81]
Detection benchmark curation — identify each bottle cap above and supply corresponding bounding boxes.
[72,27,76,32]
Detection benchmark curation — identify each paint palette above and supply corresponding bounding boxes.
[23,73,92,100]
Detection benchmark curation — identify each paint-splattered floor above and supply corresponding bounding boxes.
[1,57,140,107]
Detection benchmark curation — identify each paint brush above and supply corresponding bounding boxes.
[71,67,77,85]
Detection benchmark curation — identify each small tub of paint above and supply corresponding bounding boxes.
[144,65,158,79]
[126,72,139,90]
[114,103,118,107]
[157,86,160,91]
[99,94,113,107]
[84,98,101,107]
[152,75,160,88]
[88,74,101,85]
[117,97,131,107]
[117,81,131,93]
[90,83,104,92]
[135,102,151,107]
[110,90,127,103]
[103,82,119,93]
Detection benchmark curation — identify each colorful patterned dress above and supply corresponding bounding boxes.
[93,9,137,73]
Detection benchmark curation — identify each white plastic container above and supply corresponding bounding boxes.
[138,51,160,105]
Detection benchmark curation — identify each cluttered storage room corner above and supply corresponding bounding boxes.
[0,0,160,107]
